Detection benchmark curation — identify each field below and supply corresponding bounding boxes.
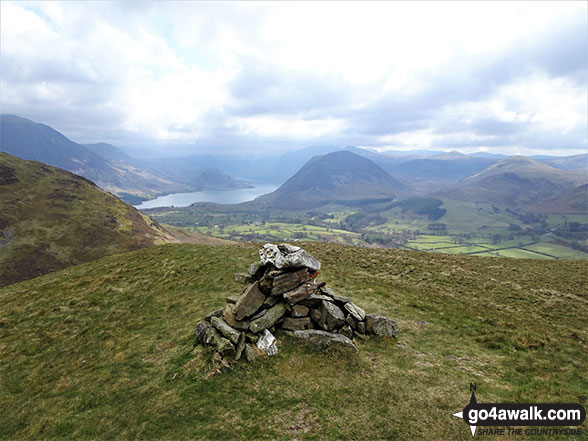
[1,243,587,440]
[146,198,588,260]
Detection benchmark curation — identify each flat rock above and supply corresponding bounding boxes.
[211,316,241,345]
[249,303,287,333]
[365,314,398,337]
[321,286,352,304]
[318,300,346,331]
[262,295,279,308]
[290,330,357,352]
[260,243,321,272]
[222,304,250,331]
[291,304,309,317]
[283,282,316,304]
[281,317,312,331]
[226,294,241,305]
[300,293,332,307]
[344,302,366,321]
[234,282,266,320]
[271,268,309,295]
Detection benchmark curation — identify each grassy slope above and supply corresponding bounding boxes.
[0,153,176,287]
[1,243,587,440]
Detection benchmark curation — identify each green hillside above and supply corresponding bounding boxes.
[1,243,586,440]
[0,153,176,287]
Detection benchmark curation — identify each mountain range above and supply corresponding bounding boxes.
[0,115,248,200]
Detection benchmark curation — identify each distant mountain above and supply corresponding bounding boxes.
[0,115,249,198]
[0,152,177,287]
[525,184,588,214]
[434,156,586,209]
[258,150,408,209]
[532,154,588,172]
[142,157,252,190]
[383,154,498,181]
[0,115,190,197]
[84,142,134,163]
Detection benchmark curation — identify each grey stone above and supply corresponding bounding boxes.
[211,316,241,345]
[262,295,279,308]
[318,300,346,331]
[222,304,250,331]
[300,293,332,307]
[309,307,322,324]
[271,268,309,295]
[235,332,246,361]
[195,321,217,345]
[248,261,266,278]
[345,314,358,329]
[256,329,278,355]
[234,282,266,320]
[321,286,352,304]
[244,344,258,362]
[226,294,241,305]
[216,337,235,358]
[290,330,357,352]
[249,303,287,333]
[259,243,321,271]
[366,314,398,337]
[250,308,267,320]
[344,302,366,321]
[357,321,366,334]
[204,308,223,322]
[281,317,312,331]
[339,324,354,340]
[234,273,254,284]
[283,282,316,304]
[259,273,273,294]
[291,304,309,317]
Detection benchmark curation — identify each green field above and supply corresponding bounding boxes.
[146,197,588,260]
[1,243,587,440]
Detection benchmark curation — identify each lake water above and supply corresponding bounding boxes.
[134,184,278,209]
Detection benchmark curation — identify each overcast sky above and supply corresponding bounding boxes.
[1,1,587,156]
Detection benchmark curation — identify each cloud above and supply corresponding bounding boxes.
[0,1,586,156]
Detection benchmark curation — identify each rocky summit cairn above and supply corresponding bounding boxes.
[195,243,397,365]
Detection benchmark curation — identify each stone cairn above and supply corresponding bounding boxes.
[195,244,397,363]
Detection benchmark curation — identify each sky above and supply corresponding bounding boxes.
[1,1,587,157]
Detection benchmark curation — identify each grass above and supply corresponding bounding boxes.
[1,243,587,440]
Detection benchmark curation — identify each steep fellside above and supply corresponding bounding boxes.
[0,152,177,287]
[526,183,588,214]
[434,156,586,209]
[258,151,408,209]
[0,115,190,197]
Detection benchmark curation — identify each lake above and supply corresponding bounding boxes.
[134,184,278,209]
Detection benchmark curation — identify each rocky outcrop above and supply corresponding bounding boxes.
[195,244,397,365]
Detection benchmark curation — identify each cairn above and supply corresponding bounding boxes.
[195,244,397,363]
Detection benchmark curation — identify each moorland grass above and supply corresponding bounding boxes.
[0,243,586,440]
